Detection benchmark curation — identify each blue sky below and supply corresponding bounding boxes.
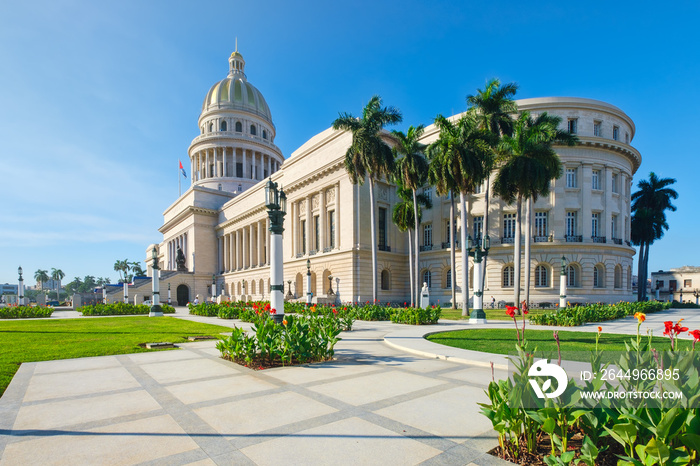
[1,0,698,285]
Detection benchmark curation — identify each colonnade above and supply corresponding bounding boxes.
[191,147,281,182]
[290,183,340,258]
[167,233,188,271]
[219,217,270,273]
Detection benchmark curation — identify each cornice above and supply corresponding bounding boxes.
[159,206,218,234]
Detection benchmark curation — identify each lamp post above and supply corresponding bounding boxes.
[212,274,216,302]
[559,256,567,310]
[327,275,335,296]
[149,246,163,317]
[306,259,312,305]
[679,288,683,304]
[265,178,287,324]
[167,283,171,305]
[467,235,490,324]
[693,289,700,305]
[335,277,340,303]
[18,266,24,305]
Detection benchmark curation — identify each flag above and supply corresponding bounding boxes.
[179,160,187,178]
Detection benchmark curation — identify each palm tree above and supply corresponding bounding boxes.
[332,95,402,303]
[51,268,64,301]
[34,269,50,296]
[392,180,432,306]
[631,172,678,301]
[392,125,430,306]
[113,259,132,284]
[466,79,518,294]
[429,111,492,315]
[494,111,578,309]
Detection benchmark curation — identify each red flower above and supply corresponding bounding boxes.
[332,309,338,314]
[505,305,518,318]
[664,321,673,336]
[270,308,277,314]
[664,320,689,336]
[690,330,700,342]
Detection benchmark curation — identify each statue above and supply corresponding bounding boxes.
[176,247,187,271]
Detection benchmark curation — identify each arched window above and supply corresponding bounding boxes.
[250,125,256,135]
[535,265,548,287]
[503,266,514,288]
[381,270,390,290]
[445,268,452,289]
[235,121,242,132]
[208,123,213,133]
[614,265,622,288]
[251,280,256,295]
[422,270,432,289]
[567,265,578,287]
[594,264,605,288]
[262,130,267,140]
[259,279,264,297]
[220,120,227,131]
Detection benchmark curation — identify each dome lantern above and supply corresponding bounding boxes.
[228,40,246,79]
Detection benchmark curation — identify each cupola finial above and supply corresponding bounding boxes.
[228,42,246,79]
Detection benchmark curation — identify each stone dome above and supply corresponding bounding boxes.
[201,51,273,124]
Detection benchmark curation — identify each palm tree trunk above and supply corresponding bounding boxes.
[450,192,456,309]
[636,243,645,302]
[408,230,414,307]
[368,178,378,303]
[413,189,420,307]
[513,195,522,311]
[460,191,470,316]
[523,198,532,306]
[481,174,490,294]
[642,242,650,301]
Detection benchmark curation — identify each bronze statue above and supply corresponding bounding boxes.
[176,247,187,271]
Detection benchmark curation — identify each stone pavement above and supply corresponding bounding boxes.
[1,306,698,465]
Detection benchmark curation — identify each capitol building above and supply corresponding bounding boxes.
[135,51,639,307]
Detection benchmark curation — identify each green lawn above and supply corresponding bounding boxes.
[439,307,551,321]
[426,328,690,361]
[0,317,232,397]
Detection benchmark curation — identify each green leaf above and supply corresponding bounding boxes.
[645,438,671,465]
[560,450,575,463]
[679,433,700,454]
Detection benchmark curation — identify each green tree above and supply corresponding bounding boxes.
[132,263,146,277]
[392,125,430,306]
[50,268,65,301]
[391,179,432,306]
[113,259,133,284]
[631,172,678,301]
[34,269,49,294]
[466,79,518,297]
[332,95,402,303]
[494,111,578,309]
[429,111,492,314]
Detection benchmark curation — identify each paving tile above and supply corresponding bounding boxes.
[126,349,203,364]
[194,391,336,438]
[441,366,508,385]
[261,361,380,385]
[375,386,492,443]
[32,356,121,375]
[306,370,445,406]
[241,417,441,465]
[165,375,278,405]
[23,367,140,402]
[0,415,198,466]
[13,390,161,430]
[139,358,240,385]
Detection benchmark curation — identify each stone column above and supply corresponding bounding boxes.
[242,150,247,180]
[581,163,591,239]
[320,189,327,251]
[335,183,340,248]
[249,224,255,267]
[306,194,312,253]
[258,220,264,266]
[224,233,229,272]
[266,217,271,264]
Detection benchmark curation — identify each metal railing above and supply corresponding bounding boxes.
[533,236,549,243]
[592,236,607,243]
[566,235,583,243]
[419,245,433,252]
[612,238,623,245]
[378,245,391,252]
[501,237,515,244]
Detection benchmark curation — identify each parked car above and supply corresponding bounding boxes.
[142,300,153,306]
[46,301,60,306]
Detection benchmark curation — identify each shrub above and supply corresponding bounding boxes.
[0,305,54,319]
[390,306,441,325]
[672,300,700,309]
[80,302,175,316]
[529,301,670,326]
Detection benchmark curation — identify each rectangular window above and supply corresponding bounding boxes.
[236,163,243,178]
[568,118,578,134]
[445,219,452,243]
[535,212,548,237]
[611,215,618,238]
[301,219,307,254]
[566,168,577,188]
[656,280,664,289]
[591,213,599,237]
[591,170,600,190]
[378,207,387,249]
[423,223,432,247]
[503,213,516,238]
[593,120,602,137]
[669,280,677,292]
[613,125,620,141]
[473,216,483,240]
[423,188,432,207]
[314,215,320,251]
[329,210,336,248]
[625,132,629,144]
[684,279,692,288]
[566,211,577,237]
[612,174,619,193]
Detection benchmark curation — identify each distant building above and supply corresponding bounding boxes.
[1,283,18,295]
[650,266,700,302]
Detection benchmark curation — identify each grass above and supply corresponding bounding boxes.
[439,307,551,321]
[426,328,692,362]
[0,317,232,397]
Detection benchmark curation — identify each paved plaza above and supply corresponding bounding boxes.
[0,308,697,465]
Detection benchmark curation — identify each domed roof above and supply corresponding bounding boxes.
[201,50,273,124]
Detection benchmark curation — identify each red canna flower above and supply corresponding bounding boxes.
[270,308,277,314]
[690,330,700,341]
[505,305,518,318]
[663,321,673,336]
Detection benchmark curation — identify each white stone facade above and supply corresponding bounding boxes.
[651,266,700,303]
[148,53,640,306]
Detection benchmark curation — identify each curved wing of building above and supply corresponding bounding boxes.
[147,53,639,307]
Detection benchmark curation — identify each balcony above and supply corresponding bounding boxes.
[378,245,391,252]
[295,253,304,258]
[592,236,607,243]
[533,236,549,243]
[612,237,623,245]
[323,247,334,253]
[309,250,317,256]
[501,237,515,244]
[566,235,583,243]
[440,240,461,249]
[420,245,433,252]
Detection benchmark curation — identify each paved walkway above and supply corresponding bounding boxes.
[1,307,698,465]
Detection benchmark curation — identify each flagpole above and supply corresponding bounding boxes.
[178,162,181,197]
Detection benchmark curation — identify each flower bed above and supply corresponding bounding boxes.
[79,302,176,316]
[0,305,54,319]
[390,306,441,325]
[529,301,670,326]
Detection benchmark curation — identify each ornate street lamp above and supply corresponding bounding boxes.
[265,178,286,324]
[693,289,700,305]
[306,259,312,305]
[149,246,163,317]
[212,274,217,301]
[679,288,683,304]
[467,235,491,323]
[559,256,567,310]
[18,266,24,305]
[167,282,171,305]
[327,275,334,296]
